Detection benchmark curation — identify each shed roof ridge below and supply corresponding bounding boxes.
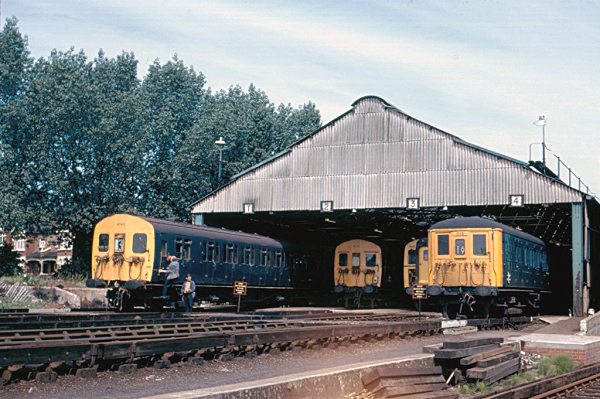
[191,96,584,209]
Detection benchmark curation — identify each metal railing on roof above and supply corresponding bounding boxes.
[529,143,598,201]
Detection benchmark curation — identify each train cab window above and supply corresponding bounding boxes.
[454,239,466,256]
[473,234,487,255]
[114,234,125,253]
[437,235,449,255]
[175,238,183,259]
[205,242,215,262]
[183,239,192,260]
[132,233,147,253]
[365,253,377,267]
[338,253,348,267]
[244,246,255,265]
[423,249,428,261]
[352,253,360,267]
[275,250,283,267]
[160,240,167,258]
[98,234,109,252]
[407,249,417,265]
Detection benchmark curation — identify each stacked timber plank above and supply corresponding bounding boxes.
[361,366,458,398]
[433,337,520,384]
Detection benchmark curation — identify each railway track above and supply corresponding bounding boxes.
[0,311,531,386]
[479,362,600,398]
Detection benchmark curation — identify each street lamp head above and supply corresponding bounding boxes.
[533,115,546,126]
[214,136,226,148]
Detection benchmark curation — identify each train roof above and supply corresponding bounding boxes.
[131,215,283,248]
[430,216,545,245]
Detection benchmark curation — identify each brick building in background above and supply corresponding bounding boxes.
[0,230,72,275]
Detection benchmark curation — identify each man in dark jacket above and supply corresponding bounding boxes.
[159,255,180,298]
[181,273,196,312]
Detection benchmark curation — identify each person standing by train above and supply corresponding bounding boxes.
[159,255,179,298]
[181,273,196,312]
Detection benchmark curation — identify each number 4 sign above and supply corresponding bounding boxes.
[509,195,524,207]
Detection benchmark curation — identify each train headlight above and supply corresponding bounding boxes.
[114,281,120,288]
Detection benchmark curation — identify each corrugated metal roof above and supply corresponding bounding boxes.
[192,96,583,214]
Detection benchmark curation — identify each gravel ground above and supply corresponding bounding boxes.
[0,328,529,399]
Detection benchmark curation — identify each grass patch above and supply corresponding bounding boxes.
[0,298,48,310]
[458,354,575,398]
[1,274,87,288]
[538,354,575,376]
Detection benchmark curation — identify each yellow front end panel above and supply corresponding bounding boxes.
[334,239,382,288]
[91,214,155,282]
[428,228,503,288]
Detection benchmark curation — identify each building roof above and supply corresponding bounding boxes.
[431,216,545,245]
[192,96,584,214]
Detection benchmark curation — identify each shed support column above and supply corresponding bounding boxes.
[572,202,585,316]
[193,213,204,225]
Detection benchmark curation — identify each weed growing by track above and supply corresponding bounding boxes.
[458,354,576,397]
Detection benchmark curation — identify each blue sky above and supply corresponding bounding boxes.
[5,0,600,195]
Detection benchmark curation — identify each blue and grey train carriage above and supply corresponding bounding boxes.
[88,214,296,310]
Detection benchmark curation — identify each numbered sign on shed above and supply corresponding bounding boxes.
[412,284,428,300]
[233,281,248,296]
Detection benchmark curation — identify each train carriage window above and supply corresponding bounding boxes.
[114,234,125,253]
[454,239,466,256]
[365,253,377,267]
[175,238,183,259]
[98,234,109,252]
[352,253,360,267]
[161,240,167,258]
[437,235,449,255]
[275,250,283,267]
[260,249,269,266]
[205,242,215,262]
[132,234,147,253]
[423,249,429,261]
[226,244,235,263]
[215,242,221,262]
[473,234,487,255]
[183,239,192,260]
[244,246,254,265]
[338,253,348,267]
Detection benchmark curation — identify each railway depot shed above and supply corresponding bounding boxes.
[192,96,600,316]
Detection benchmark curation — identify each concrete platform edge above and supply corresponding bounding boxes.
[137,353,435,399]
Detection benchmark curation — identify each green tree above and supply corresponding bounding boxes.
[175,85,321,216]
[136,56,206,219]
[0,17,31,103]
[0,17,34,230]
[0,242,20,276]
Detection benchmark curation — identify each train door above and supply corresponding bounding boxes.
[212,241,226,283]
[158,234,169,276]
[417,246,429,284]
[223,243,237,285]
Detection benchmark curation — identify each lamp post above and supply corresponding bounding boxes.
[214,136,226,183]
[533,115,547,172]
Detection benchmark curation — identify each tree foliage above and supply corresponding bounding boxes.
[0,242,20,276]
[0,18,321,271]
